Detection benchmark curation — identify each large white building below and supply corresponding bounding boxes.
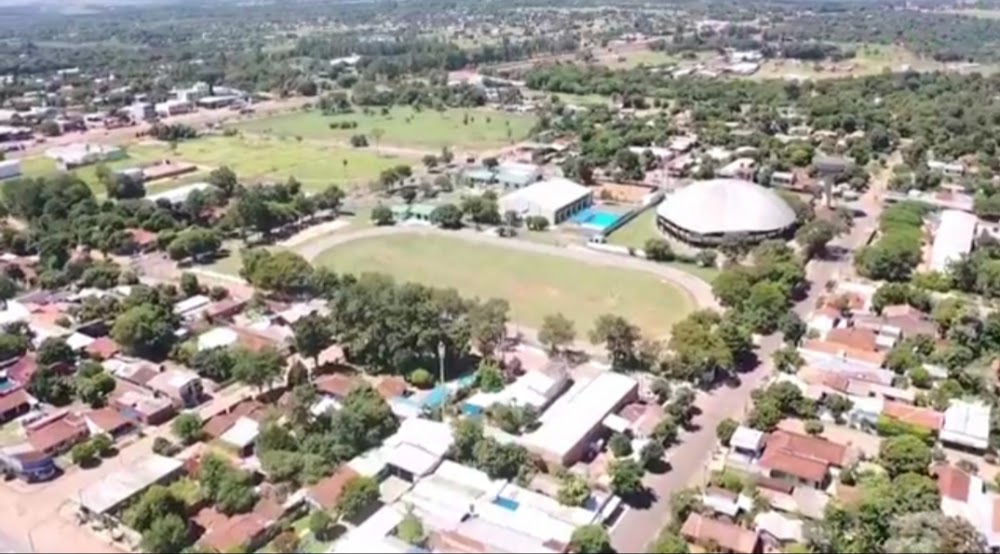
[930,209,978,272]
[656,178,797,246]
[498,177,593,225]
[522,371,638,465]
[45,143,125,170]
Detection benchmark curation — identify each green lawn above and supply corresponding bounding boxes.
[606,209,719,283]
[231,106,536,150]
[20,136,409,194]
[600,49,677,69]
[314,233,695,335]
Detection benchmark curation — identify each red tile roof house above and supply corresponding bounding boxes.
[127,228,158,253]
[680,513,761,553]
[83,407,135,439]
[26,411,89,455]
[0,388,33,424]
[84,337,120,361]
[307,466,360,511]
[758,430,848,490]
[194,507,273,554]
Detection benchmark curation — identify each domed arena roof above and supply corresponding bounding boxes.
[656,178,796,235]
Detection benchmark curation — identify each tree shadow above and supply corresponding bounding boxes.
[621,487,657,509]
[647,458,671,475]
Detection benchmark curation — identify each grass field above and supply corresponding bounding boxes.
[21,136,412,193]
[314,234,695,335]
[751,44,957,80]
[598,49,677,69]
[606,209,720,283]
[231,107,536,150]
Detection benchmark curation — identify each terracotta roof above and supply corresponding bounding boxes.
[27,413,87,452]
[759,448,829,483]
[85,337,119,360]
[203,401,266,439]
[128,228,157,247]
[375,376,407,400]
[801,339,886,366]
[883,401,944,431]
[754,476,795,494]
[233,327,281,353]
[195,508,269,553]
[0,388,30,414]
[205,298,246,320]
[767,430,847,467]
[932,464,971,502]
[5,354,37,384]
[429,530,488,554]
[816,306,843,319]
[881,304,924,318]
[825,327,878,352]
[85,407,133,434]
[680,513,759,553]
[308,466,359,510]
[314,374,361,398]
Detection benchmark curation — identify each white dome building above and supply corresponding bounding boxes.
[656,178,797,245]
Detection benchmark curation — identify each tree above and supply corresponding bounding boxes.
[140,514,189,553]
[879,434,932,478]
[477,360,504,392]
[272,532,300,554]
[172,413,204,445]
[558,473,591,507]
[795,219,837,259]
[609,459,645,498]
[779,312,807,345]
[711,269,754,309]
[652,417,679,446]
[525,215,549,231]
[468,298,509,359]
[652,532,690,554]
[450,418,484,464]
[408,368,434,389]
[37,337,75,367]
[180,273,201,298]
[308,510,334,540]
[639,440,665,469]
[167,228,222,262]
[772,346,805,373]
[804,420,825,435]
[208,166,239,198]
[74,361,116,407]
[232,347,285,393]
[91,433,114,457]
[293,313,333,371]
[886,511,989,554]
[191,347,236,382]
[28,365,73,406]
[216,472,257,515]
[337,476,379,521]
[241,250,314,296]
[430,203,463,229]
[609,433,633,458]
[397,513,425,546]
[590,314,641,370]
[71,440,98,467]
[539,313,576,355]
[890,472,940,514]
[744,281,790,334]
[716,418,738,446]
[644,238,675,262]
[371,204,393,226]
[669,488,701,527]
[111,304,176,359]
[570,525,613,554]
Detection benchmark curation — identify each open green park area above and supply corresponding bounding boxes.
[19,135,411,193]
[606,209,720,283]
[313,233,695,335]
[231,106,536,150]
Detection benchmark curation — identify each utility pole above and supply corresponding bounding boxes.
[437,340,446,385]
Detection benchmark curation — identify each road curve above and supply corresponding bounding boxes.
[293,224,719,311]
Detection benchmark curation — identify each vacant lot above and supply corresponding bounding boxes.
[232,107,536,150]
[314,233,695,335]
[597,48,677,69]
[751,44,959,80]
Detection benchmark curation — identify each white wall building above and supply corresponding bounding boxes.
[498,178,593,225]
[940,400,991,452]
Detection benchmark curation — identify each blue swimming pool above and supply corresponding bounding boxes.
[420,385,449,409]
[571,208,622,231]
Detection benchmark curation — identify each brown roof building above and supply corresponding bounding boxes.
[84,407,135,437]
[680,513,761,553]
[203,400,268,439]
[825,327,879,352]
[883,401,944,431]
[801,339,887,367]
[0,388,32,423]
[376,376,408,400]
[307,466,360,510]
[194,507,271,553]
[314,374,361,399]
[85,337,120,360]
[758,430,847,487]
[26,412,88,455]
[933,463,972,502]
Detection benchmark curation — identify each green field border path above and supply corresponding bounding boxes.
[294,225,719,312]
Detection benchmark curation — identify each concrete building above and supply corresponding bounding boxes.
[77,454,184,516]
[0,159,20,180]
[146,182,215,207]
[498,177,592,225]
[928,160,966,177]
[656,178,797,246]
[523,371,638,465]
[45,143,125,170]
[940,400,991,452]
[930,210,978,272]
[462,162,542,190]
[155,99,194,117]
[125,102,155,122]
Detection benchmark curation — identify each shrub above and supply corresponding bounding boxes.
[409,368,434,389]
[804,420,824,435]
[609,433,633,458]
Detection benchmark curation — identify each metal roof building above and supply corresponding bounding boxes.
[77,454,184,515]
[498,177,593,225]
[656,178,796,245]
[930,209,978,272]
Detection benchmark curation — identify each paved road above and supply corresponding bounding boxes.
[609,189,884,552]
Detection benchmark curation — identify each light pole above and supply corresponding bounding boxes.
[437,340,446,385]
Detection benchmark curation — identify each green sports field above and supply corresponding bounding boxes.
[231,107,536,150]
[313,233,695,335]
